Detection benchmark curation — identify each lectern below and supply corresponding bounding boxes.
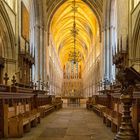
[114,67,140,140]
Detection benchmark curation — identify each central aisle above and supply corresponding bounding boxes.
[6,105,115,140]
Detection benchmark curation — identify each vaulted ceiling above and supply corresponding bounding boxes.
[33,0,103,67]
[50,0,100,66]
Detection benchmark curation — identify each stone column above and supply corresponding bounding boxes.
[46,32,50,77]
[34,25,40,84]
[46,31,50,94]
[107,26,112,80]
[117,0,129,49]
[39,27,43,82]
[43,30,47,85]
[39,26,46,83]
[110,25,116,81]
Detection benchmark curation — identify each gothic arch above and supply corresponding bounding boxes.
[46,0,103,42]
[132,11,140,60]
[0,1,15,59]
[132,11,140,71]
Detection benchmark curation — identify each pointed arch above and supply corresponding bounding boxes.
[0,1,15,59]
[132,11,140,71]
[46,0,102,42]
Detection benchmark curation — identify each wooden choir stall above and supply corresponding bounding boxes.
[0,74,63,138]
[86,67,140,139]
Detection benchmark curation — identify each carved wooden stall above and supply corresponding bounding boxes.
[0,84,10,138]
[86,90,112,117]
[0,92,40,138]
[36,94,63,118]
[86,97,95,110]
[86,83,140,138]
[93,94,109,116]
[103,92,122,132]
[52,96,63,110]
[37,94,55,117]
[0,97,4,138]
[0,72,63,139]
[11,83,33,93]
[18,42,34,85]
[132,84,140,139]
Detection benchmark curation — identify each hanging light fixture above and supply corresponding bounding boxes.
[68,0,82,64]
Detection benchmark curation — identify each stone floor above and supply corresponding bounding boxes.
[3,104,115,140]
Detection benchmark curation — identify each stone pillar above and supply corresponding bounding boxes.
[34,25,40,84]
[40,27,43,81]
[39,27,46,83]
[43,30,47,85]
[116,0,129,49]
[46,32,50,79]
[46,44,50,93]
[103,27,111,80]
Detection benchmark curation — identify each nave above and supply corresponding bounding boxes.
[2,105,115,140]
[0,0,140,139]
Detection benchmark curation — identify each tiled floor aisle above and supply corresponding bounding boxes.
[4,104,115,140]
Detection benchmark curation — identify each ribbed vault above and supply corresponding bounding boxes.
[50,0,100,67]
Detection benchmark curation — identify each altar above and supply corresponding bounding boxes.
[62,96,84,105]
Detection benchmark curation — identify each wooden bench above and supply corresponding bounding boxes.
[0,81,62,139]
[111,93,122,132]
[52,97,63,110]
[0,84,11,138]
[86,97,96,110]
[0,92,40,138]
[101,92,122,132]
[36,94,55,118]
[92,104,106,116]
[103,107,122,132]
[39,104,54,117]
[54,102,63,110]
[102,88,140,135]
[87,95,108,116]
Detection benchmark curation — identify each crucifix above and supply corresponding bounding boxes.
[34,82,37,90]
[37,78,41,90]
[3,73,9,85]
[41,81,44,91]
[30,81,33,88]
[11,75,16,86]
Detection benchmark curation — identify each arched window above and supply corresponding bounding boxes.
[0,2,15,84]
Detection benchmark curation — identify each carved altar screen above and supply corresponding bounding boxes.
[21,2,29,41]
